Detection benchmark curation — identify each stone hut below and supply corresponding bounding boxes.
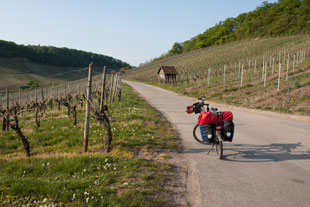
[157,66,177,84]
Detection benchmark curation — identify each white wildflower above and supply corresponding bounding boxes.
[43,198,47,203]
[123,182,128,185]
[86,198,89,203]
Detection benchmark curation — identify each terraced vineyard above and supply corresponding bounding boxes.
[126,34,310,115]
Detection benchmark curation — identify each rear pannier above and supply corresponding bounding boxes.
[200,124,215,143]
[222,120,234,142]
[198,111,233,125]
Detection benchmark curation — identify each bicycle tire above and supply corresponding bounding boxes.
[215,141,223,159]
[193,124,209,145]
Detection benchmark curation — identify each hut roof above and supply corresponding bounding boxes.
[157,66,177,75]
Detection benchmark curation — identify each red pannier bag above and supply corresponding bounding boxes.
[198,111,233,125]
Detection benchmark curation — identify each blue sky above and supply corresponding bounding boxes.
[0,0,277,66]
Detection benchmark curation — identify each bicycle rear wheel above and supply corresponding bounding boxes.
[193,124,209,145]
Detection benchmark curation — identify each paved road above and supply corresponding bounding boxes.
[125,81,310,207]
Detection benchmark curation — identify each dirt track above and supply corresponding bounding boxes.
[125,80,310,207]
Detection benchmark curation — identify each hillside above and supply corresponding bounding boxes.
[0,40,131,68]
[156,0,310,61]
[0,40,131,91]
[0,57,114,91]
[126,34,310,115]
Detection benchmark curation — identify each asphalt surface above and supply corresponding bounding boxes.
[124,81,310,207]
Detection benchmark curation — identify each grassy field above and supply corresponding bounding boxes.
[0,84,185,207]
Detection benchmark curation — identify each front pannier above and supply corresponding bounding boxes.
[200,124,215,143]
[222,120,234,142]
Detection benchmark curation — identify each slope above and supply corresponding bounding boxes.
[126,34,310,115]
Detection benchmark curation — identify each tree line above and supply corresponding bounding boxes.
[155,0,310,61]
[0,40,131,69]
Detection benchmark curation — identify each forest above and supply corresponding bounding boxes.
[155,0,310,61]
[0,40,131,69]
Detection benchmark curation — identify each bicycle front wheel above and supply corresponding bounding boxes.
[215,141,223,159]
[193,124,209,145]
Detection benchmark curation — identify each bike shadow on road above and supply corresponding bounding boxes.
[221,142,310,162]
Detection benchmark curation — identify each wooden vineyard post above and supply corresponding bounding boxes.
[238,62,241,78]
[118,72,123,102]
[277,63,281,92]
[109,71,115,105]
[112,73,119,103]
[254,60,257,74]
[272,57,275,74]
[207,68,211,86]
[262,61,264,82]
[264,62,268,87]
[286,58,289,81]
[258,72,262,99]
[100,66,107,112]
[296,52,299,67]
[240,64,244,88]
[293,55,295,72]
[83,62,93,153]
[223,65,226,89]
[248,60,251,71]
[287,71,291,105]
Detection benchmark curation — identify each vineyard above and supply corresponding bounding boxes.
[126,34,310,115]
[0,64,184,206]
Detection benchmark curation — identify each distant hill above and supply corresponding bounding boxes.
[0,40,131,91]
[155,0,310,61]
[0,40,131,69]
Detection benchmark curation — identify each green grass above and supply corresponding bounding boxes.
[0,84,184,207]
[0,156,174,207]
